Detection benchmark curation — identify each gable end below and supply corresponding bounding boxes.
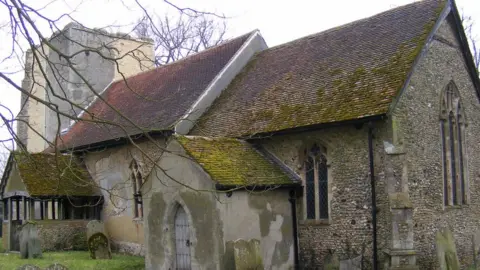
[390,0,480,115]
[449,0,480,101]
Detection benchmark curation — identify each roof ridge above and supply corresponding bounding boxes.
[178,135,241,142]
[264,0,442,53]
[107,30,259,86]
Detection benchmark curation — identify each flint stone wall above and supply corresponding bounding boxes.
[36,220,89,251]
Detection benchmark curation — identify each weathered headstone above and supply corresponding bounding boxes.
[16,264,41,270]
[86,220,107,240]
[473,229,480,265]
[324,250,340,270]
[436,228,460,270]
[88,232,112,259]
[45,263,69,270]
[340,255,362,270]
[223,241,235,269]
[233,239,263,270]
[19,222,42,259]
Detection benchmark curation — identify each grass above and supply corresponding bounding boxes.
[0,239,144,270]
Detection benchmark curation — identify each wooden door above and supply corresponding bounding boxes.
[174,206,191,270]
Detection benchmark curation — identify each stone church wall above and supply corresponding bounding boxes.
[83,137,166,256]
[390,16,480,268]
[256,14,480,270]
[259,124,390,268]
[36,220,88,251]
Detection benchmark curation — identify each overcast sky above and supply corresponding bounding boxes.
[0,0,478,151]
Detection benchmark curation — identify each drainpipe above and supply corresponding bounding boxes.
[368,122,378,270]
[288,188,300,270]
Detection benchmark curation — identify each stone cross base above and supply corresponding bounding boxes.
[383,249,419,270]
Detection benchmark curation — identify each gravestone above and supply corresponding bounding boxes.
[19,223,42,259]
[16,264,41,270]
[340,255,362,270]
[436,228,460,270]
[233,239,263,270]
[223,241,235,269]
[45,263,69,270]
[88,232,112,259]
[473,229,480,265]
[86,220,107,240]
[324,250,340,270]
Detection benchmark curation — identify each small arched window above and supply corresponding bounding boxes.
[440,81,467,206]
[303,144,329,220]
[130,160,144,218]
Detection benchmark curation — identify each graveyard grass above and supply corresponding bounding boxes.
[0,240,144,270]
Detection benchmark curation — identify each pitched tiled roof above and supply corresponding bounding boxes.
[59,32,253,149]
[13,153,98,197]
[176,136,294,186]
[193,0,446,137]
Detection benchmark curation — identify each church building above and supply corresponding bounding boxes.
[4,0,480,269]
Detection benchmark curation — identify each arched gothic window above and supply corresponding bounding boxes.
[303,144,329,220]
[130,160,144,218]
[440,81,467,206]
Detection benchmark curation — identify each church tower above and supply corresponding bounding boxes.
[17,23,154,152]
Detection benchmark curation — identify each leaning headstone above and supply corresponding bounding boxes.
[436,228,460,270]
[19,222,42,259]
[45,263,69,270]
[233,239,263,270]
[88,232,112,259]
[340,255,362,270]
[16,264,41,270]
[86,220,107,240]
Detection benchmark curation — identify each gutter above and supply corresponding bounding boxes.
[215,183,300,192]
[244,114,386,140]
[57,130,173,153]
[368,122,378,270]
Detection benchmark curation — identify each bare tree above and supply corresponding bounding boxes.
[134,13,227,65]
[0,0,232,211]
[463,14,480,71]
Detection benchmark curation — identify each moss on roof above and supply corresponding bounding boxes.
[192,0,447,137]
[13,152,98,197]
[176,136,293,186]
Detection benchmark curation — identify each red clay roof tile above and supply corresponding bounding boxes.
[59,32,253,149]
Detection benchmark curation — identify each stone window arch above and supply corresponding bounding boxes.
[129,160,144,218]
[440,80,467,206]
[301,143,330,220]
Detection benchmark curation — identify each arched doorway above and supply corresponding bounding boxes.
[174,205,191,270]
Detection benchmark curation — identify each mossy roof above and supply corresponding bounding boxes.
[193,0,446,137]
[176,136,294,186]
[13,152,98,197]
